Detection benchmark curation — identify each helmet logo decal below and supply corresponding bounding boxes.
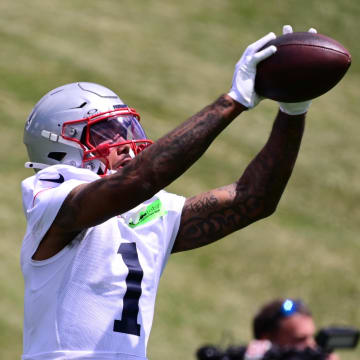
[87,109,98,116]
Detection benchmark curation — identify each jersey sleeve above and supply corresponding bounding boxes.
[21,165,99,258]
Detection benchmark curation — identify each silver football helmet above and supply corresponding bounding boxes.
[24,82,153,174]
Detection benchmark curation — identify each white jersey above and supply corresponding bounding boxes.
[21,165,185,360]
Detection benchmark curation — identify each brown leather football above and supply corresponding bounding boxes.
[255,32,351,102]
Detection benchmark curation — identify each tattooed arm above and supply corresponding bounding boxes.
[33,32,281,260]
[172,109,305,253]
[33,95,246,260]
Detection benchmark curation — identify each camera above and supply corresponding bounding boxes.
[196,326,359,360]
[315,326,359,352]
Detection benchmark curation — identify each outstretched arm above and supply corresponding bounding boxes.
[33,95,246,260]
[172,109,305,253]
[33,32,278,260]
[56,95,246,229]
[48,32,278,232]
[173,25,318,253]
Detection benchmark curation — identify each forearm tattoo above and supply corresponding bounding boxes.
[56,95,243,231]
[133,95,243,189]
[173,111,305,252]
[188,194,219,213]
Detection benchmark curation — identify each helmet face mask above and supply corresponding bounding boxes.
[64,108,153,173]
[24,82,153,174]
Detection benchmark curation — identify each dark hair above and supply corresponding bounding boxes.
[253,298,312,340]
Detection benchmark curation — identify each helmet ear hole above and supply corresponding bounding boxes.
[48,152,66,161]
[80,126,88,146]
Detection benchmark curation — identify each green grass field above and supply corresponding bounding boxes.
[1,0,359,359]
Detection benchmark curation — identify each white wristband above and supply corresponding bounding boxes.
[279,100,311,115]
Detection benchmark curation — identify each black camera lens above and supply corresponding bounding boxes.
[196,345,224,360]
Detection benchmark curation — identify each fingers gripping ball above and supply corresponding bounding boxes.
[228,32,277,109]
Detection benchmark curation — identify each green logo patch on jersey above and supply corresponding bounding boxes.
[128,199,167,228]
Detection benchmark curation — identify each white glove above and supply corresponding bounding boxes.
[278,25,317,115]
[228,32,277,109]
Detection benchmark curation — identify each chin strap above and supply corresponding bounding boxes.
[25,162,50,170]
[129,148,135,158]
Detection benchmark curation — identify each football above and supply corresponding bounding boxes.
[255,32,351,102]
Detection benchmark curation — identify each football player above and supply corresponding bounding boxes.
[21,27,312,360]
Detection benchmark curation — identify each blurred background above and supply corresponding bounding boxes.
[0,0,359,359]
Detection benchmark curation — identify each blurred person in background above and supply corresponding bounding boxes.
[21,26,315,360]
[244,298,340,360]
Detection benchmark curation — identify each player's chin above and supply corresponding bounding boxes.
[114,158,132,170]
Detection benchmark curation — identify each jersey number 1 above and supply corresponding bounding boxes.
[113,242,143,336]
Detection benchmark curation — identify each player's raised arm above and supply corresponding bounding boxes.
[29,33,279,259]
[173,26,339,253]
[57,94,246,231]
[172,109,305,253]
[30,95,245,260]
[23,28,288,262]
[65,33,279,228]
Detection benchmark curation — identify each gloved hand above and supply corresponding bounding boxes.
[278,25,317,115]
[228,32,277,109]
